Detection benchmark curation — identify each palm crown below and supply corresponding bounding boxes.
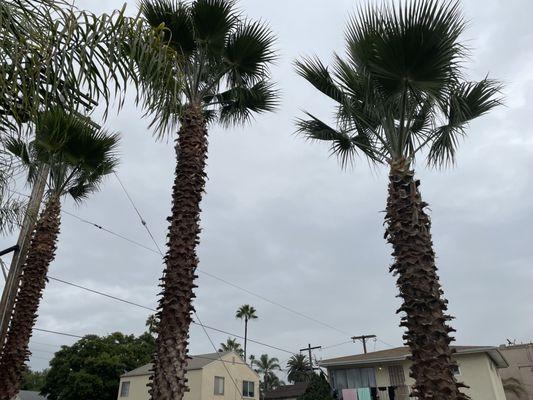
[252,354,281,373]
[236,304,258,321]
[140,0,277,132]
[296,0,500,168]
[6,109,119,202]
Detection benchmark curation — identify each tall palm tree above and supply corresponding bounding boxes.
[0,109,119,399]
[295,1,500,399]
[138,2,276,399]
[218,337,244,358]
[252,354,281,393]
[286,354,312,384]
[236,304,258,361]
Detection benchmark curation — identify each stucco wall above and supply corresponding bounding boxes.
[117,353,259,400]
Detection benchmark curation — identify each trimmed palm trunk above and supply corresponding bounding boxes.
[243,316,248,361]
[149,105,207,400]
[0,195,61,400]
[385,159,467,400]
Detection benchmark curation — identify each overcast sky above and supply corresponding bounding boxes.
[1,0,532,374]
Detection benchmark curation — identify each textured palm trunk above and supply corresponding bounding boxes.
[0,195,61,400]
[149,105,207,400]
[244,317,248,361]
[385,158,468,400]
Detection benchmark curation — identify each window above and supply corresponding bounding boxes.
[214,376,225,395]
[452,365,461,376]
[120,381,130,397]
[243,380,255,397]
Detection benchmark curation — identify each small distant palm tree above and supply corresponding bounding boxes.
[502,378,527,399]
[296,1,500,398]
[252,354,281,392]
[219,337,244,358]
[0,109,119,398]
[286,354,312,383]
[138,1,277,398]
[146,314,160,337]
[236,304,257,360]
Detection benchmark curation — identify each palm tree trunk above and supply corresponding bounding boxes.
[150,104,207,400]
[0,195,61,400]
[244,317,248,362]
[385,158,468,400]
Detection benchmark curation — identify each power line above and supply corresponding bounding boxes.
[34,328,83,339]
[9,188,351,338]
[46,275,296,355]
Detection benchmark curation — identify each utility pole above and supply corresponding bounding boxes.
[300,343,321,371]
[0,165,49,347]
[351,335,376,354]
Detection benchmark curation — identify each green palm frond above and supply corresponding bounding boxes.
[296,0,500,168]
[294,57,344,103]
[216,81,278,126]
[1,1,179,130]
[138,0,277,135]
[224,20,276,86]
[427,78,501,166]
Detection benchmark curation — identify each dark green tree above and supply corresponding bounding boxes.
[138,1,277,399]
[296,1,500,399]
[21,368,48,391]
[252,354,281,393]
[297,373,333,400]
[218,337,244,358]
[41,332,155,400]
[236,304,258,360]
[286,354,312,384]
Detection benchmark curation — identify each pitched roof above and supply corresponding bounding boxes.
[122,351,234,378]
[264,383,309,400]
[320,346,509,368]
[16,391,47,400]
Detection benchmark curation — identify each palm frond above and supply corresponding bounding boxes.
[224,20,276,86]
[294,57,344,103]
[140,0,196,57]
[427,78,501,167]
[191,0,237,53]
[216,81,278,126]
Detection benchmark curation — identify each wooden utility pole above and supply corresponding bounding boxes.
[351,335,376,354]
[0,165,49,347]
[300,343,321,371]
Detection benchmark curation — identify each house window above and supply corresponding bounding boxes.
[214,376,225,395]
[243,380,255,397]
[120,381,130,397]
[452,365,461,376]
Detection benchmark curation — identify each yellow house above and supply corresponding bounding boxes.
[117,351,260,400]
[320,346,509,400]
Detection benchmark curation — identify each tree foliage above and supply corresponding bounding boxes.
[218,337,244,358]
[297,373,333,400]
[41,332,155,400]
[21,368,48,391]
[286,354,312,384]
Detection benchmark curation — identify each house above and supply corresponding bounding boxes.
[319,346,509,400]
[15,391,47,400]
[117,351,260,400]
[497,343,533,400]
[263,383,309,400]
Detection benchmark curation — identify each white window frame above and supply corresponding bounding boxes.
[243,380,255,398]
[120,381,130,397]
[214,376,225,395]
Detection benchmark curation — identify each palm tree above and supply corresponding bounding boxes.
[138,2,276,399]
[0,109,119,398]
[286,354,312,384]
[218,337,244,358]
[252,354,281,392]
[146,314,160,337]
[295,1,500,399]
[236,304,258,361]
